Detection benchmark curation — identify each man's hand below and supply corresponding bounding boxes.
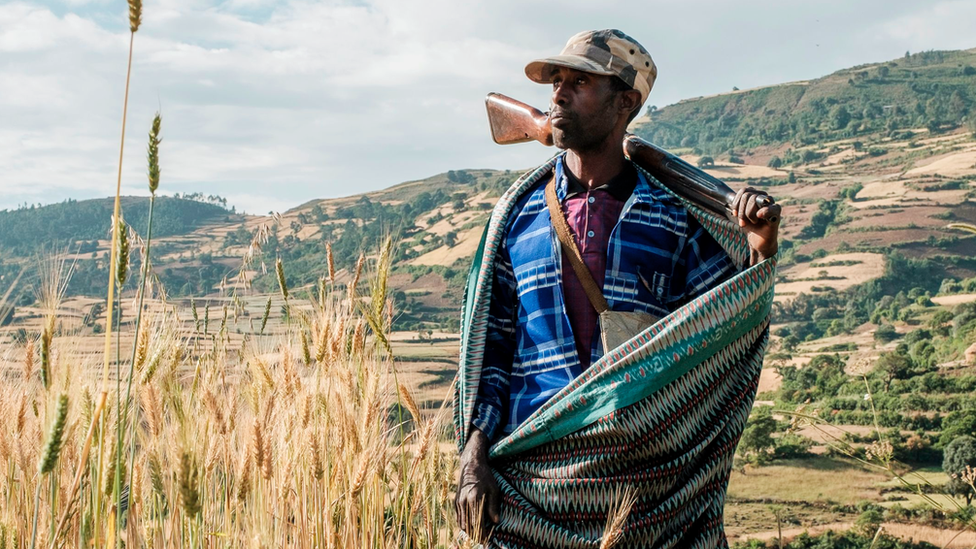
[731,187,782,262]
[456,427,501,541]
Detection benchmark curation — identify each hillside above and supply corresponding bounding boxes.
[1,49,975,333]
[0,195,236,252]
[632,48,976,158]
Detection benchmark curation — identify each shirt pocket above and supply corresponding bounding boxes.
[637,265,671,303]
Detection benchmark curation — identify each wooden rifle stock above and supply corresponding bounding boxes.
[485,92,775,222]
[486,93,553,146]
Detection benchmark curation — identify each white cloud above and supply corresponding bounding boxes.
[875,0,976,50]
[1,0,973,214]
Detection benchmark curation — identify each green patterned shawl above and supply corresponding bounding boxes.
[455,155,776,549]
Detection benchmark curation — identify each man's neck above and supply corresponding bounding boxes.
[564,140,627,190]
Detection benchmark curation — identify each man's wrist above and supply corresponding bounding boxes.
[750,247,777,266]
[464,426,492,459]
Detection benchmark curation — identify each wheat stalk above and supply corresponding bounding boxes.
[73,4,143,544]
[600,486,636,549]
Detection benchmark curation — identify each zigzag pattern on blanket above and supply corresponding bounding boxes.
[455,153,775,549]
[488,330,767,549]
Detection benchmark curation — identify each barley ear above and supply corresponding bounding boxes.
[260,296,272,334]
[191,298,200,331]
[115,216,130,288]
[275,257,289,300]
[24,339,34,381]
[326,242,335,286]
[39,328,52,389]
[147,112,161,194]
[128,0,142,32]
[397,382,422,426]
[38,394,69,474]
[178,452,201,517]
[301,329,311,365]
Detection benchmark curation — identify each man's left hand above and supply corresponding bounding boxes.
[731,187,781,262]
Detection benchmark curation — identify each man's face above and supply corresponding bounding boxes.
[548,66,621,152]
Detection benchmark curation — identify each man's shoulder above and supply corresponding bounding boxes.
[633,167,684,209]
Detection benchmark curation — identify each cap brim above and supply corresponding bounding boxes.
[524,54,617,83]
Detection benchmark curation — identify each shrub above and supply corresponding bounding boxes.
[940,410,976,447]
[943,435,976,505]
[874,323,899,343]
[738,406,777,463]
[697,156,715,168]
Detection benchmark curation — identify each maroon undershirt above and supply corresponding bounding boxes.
[559,162,638,369]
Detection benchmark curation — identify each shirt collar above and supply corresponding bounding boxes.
[554,153,648,203]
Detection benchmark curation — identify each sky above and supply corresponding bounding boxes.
[1,0,975,214]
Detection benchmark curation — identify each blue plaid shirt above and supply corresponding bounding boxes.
[471,155,738,440]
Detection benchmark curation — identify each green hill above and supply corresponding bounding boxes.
[0,196,240,299]
[632,48,976,160]
[0,196,238,255]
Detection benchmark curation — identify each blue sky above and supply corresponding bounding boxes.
[1,0,974,214]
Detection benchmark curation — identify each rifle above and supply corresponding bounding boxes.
[485,92,776,222]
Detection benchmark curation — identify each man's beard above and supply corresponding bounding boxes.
[550,100,617,152]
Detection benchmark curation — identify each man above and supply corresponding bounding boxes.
[455,29,780,548]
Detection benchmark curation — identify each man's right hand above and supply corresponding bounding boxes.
[455,427,501,541]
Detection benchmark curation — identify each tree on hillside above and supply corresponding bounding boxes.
[874,323,899,343]
[874,349,913,391]
[831,105,852,130]
[943,435,976,505]
[941,409,976,445]
[738,405,777,464]
[697,156,715,169]
[929,309,955,337]
[444,231,457,248]
[778,353,847,403]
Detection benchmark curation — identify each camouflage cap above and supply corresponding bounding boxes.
[525,29,657,105]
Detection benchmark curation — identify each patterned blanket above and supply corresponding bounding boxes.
[455,155,776,549]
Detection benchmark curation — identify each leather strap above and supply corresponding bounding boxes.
[545,175,611,315]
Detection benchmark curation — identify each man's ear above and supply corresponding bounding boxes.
[619,89,642,117]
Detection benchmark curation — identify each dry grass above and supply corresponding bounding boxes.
[775,253,885,300]
[732,522,976,548]
[408,226,485,267]
[727,457,891,503]
[906,147,976,178]
[932,293,976,306]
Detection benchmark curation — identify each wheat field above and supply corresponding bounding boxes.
[0,244,461,549]
[0,3,469,545]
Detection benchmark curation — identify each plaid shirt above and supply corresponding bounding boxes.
[561,161,636,370]
[471,154,738,440]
